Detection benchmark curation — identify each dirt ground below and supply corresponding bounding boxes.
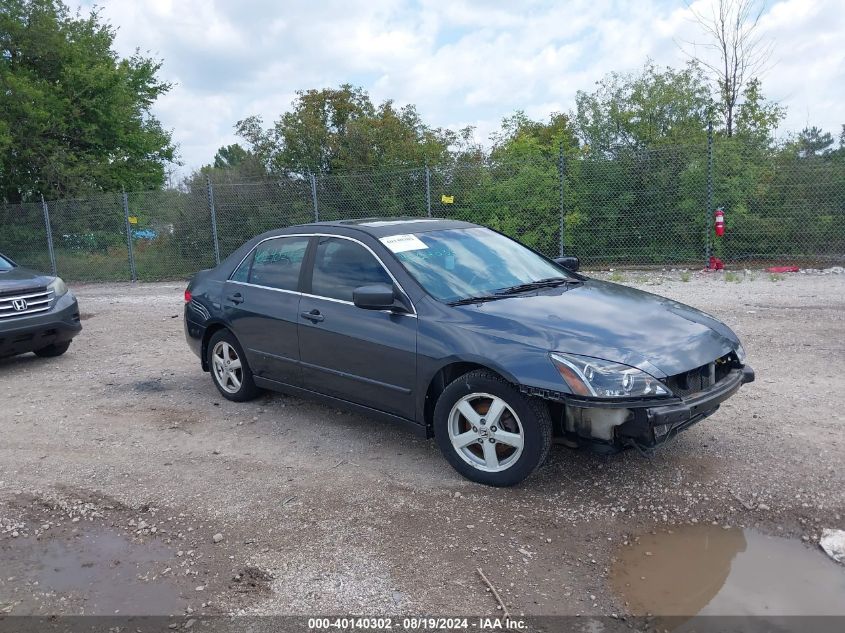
[1,269,843,623]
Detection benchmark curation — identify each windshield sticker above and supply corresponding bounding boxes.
[380,234,429,253]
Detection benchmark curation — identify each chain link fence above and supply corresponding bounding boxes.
[1,137,843,281]
[564,146,709,266]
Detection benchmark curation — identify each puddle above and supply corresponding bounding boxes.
[611,525,845,620]
[0,526,186,615]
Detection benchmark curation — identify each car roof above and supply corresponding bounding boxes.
[272,217,478,239]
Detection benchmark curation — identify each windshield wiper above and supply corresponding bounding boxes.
[448,294,511,306]
[495,277,582,296]
[449,278,583,305]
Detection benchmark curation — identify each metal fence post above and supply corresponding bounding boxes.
[206,175,221,266]
[122,188,137,282]
[40,194,57,276]
[558,142,566,257]
[425,164,432,217]
[310,173,319,222]
[705,121,714,266]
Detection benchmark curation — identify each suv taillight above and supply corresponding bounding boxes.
[184,289,192,303]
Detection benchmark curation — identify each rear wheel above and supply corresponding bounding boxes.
[433,369,552,486]
[207,330,260,402]
[34,341,71,358]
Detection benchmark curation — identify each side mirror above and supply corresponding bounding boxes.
[353,283,409,312]
[554,256,580,272]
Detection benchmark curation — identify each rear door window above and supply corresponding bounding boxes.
[310,238,392,302]
[230,253,253,282]
[248,236,310,291]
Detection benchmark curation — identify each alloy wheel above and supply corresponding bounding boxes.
[212,341,243,394]
[447,392,524,472]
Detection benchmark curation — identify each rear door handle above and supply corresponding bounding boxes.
[226,292,244,305]
[300,309,324,323]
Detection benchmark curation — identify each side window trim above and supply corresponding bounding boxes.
[228,233,416,315]
[299,235,318,295]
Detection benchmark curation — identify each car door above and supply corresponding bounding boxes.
[224,235,311,387]
[298,236,418,420]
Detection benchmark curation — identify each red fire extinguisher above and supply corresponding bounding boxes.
[714,207,725,237]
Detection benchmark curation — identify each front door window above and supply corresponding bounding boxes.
[310,237,393,301]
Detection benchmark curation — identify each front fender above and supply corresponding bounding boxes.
[416,317,570,424]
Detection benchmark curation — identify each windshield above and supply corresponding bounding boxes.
[387,227,573,303]
[0,254,14,271]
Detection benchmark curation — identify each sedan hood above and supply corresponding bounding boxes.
[0,266,53,293]
[457,280,739,378]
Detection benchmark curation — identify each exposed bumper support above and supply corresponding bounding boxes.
[646,365,754,427]
[548,365,755,450]
[618,365,754,448]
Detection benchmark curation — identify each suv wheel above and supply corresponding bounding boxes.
[34,341,71,358]
[207,330,260,402]
[434,369,552,486]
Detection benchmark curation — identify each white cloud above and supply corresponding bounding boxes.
[78,0,845,175]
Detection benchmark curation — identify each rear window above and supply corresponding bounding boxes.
[0,254,14,271]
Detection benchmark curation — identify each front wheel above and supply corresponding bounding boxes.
[433,370,552,486]
[207,330,260,402]
[34,341,71,358]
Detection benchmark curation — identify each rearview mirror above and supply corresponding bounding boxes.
[353,284,408,312]
[554,255,580,272]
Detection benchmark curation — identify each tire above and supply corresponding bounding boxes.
[207,329,260,402]
[433,369,552,487]
[34,341,71,358]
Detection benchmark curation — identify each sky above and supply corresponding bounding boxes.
[76,0,845,175]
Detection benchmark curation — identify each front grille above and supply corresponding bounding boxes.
[665,354,734,398]
[0,287,54,319]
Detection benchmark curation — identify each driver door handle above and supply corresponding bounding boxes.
[226,292,244,305]
[300,309,324,323]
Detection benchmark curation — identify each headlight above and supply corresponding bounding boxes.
[48,277,68,297]
[735,343,747,364]
[550,352,670,399]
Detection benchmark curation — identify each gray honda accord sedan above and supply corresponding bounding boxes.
[184,219,754,486]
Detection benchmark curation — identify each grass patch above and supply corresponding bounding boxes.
[680,271,691,282]
[53,242,214,282]
[769,273,784,282]
[608,271,626,282]
[724,271,741,283]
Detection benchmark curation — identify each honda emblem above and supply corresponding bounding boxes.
[12,298,28,311]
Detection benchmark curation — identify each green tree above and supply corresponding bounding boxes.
[182,143,268,188]
[235,84,453,175]
[447,112,581,255]
[491,111,579,159]
[574,61,713,153]
[732,78,785,148]
[569,62,713,263]
[785,127,836,158]
[212,143,252,169]
[0,0,176,202]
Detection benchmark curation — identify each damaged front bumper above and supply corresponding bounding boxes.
[558,365,755,451]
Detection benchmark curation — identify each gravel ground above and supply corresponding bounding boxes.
[0,269,843,621]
